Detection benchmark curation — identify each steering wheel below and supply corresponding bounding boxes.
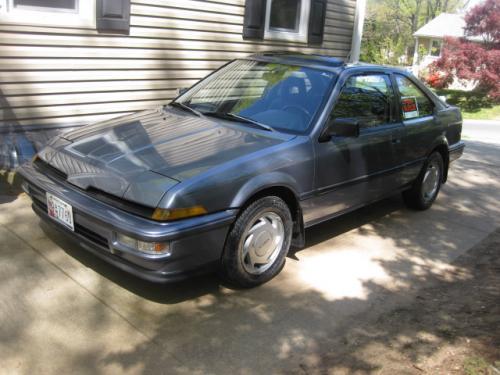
[283,105,311,123]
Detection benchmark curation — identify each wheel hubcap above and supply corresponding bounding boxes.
[241,212,284,275]
[422,161,440,201]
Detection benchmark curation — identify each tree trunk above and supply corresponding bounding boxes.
[443,0,449,12]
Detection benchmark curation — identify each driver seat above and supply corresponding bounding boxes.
[269,76,307,111]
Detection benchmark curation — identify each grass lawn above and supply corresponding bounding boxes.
[460,105,500,120]
[435,89,500,120]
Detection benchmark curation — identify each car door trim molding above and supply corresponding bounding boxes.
[312,156,426,197]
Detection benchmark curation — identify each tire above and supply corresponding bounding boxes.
[403,151,444,210]
[221,196,293,288]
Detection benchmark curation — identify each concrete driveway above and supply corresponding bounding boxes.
[1,121,499,374]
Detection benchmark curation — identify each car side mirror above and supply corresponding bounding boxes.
[319,117,360,142]
[177,87,189,96]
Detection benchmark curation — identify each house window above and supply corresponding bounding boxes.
[264,0,311,43]
[269,0,301,31]
[430,39,442,57]
[11,0,78,12]
[0,0,95,28]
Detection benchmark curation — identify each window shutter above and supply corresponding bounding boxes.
[243,0,266,40]
[96,0,131,34]
[308,0,327,44]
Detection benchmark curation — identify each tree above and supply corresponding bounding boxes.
[360,0,465,65]
[426,0,500,100]
[464,0,500,46]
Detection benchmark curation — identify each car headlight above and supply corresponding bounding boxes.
[151,205,207,221]
[116,233,170,255]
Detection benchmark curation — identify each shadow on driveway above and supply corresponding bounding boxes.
[2,138,499,373]
[40,192,404,305]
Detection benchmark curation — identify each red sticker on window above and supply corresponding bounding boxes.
[401,96,419,119]
[402,98,417,112]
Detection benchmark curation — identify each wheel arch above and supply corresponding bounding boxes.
[231,173,305,248]
[429,137,450,183]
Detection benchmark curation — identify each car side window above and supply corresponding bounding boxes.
[395,75,434,119]
[331,74,395,128]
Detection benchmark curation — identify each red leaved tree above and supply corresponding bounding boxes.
[426,0,500,100]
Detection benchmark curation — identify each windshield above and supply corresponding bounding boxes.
[175,59,337,134]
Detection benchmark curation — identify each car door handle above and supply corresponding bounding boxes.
[392,138,401,144]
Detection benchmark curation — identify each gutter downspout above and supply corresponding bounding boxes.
[349,0,366,63]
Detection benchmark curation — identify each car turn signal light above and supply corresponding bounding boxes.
[152,205,208,221]
[116,233,170,255]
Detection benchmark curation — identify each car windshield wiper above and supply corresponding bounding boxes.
[202,111,273,132]
[168,101,202,117]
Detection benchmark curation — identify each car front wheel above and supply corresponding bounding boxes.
[221,196,293,288]
[403,151,444,210]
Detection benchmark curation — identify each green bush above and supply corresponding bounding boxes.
[435,89,495,113]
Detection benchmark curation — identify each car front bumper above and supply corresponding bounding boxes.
[18,162,238,283]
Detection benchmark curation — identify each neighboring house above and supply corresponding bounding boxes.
[0,0,366,169]
[412,12,481,76]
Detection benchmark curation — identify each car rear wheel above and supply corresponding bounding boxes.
[221,196,293,288]
[403,151,444,210]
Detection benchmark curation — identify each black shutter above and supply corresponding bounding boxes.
[96,0,131,34]
[308,0,327,44]
[243,0,267,40]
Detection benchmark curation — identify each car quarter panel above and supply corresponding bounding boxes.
[439,106,463,146]
[389,71,463,184]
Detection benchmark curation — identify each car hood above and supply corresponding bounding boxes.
[38,107,290,207]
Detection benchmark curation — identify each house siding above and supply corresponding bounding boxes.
[0,0,357,128]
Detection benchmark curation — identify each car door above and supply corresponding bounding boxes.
[304,73,404,225]
[392,74,442,184]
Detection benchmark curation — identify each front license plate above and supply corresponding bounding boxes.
[46,192,74,231]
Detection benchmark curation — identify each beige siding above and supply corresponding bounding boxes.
[0,0,357,127]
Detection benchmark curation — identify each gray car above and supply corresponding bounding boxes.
[18,53,465,287]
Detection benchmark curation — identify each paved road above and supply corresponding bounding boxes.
[0,121,499,374]
[462,119,500,144]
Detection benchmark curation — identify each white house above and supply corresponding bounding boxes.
[412,13,469,76]
[0,0,366,169]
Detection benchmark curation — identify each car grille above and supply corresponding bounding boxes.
[34,157,67,182]
[31,193,109,249]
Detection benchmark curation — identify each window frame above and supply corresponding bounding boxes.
[429,38,442,57]
[0,0,95,28]
[264,0,311,43]
[393,73,436,121]
[330,72,398,130]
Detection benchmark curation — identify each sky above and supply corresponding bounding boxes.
[463,0,483,10]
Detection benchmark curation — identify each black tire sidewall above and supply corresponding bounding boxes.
[221,196,293,287]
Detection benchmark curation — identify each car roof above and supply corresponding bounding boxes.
[248,52,410,76]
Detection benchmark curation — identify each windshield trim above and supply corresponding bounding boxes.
[201,111,274,132]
